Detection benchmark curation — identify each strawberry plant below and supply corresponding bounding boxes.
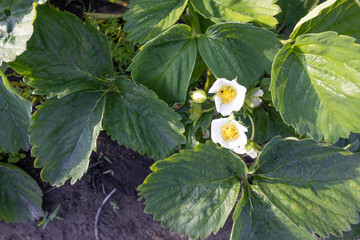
[1,0,360,239]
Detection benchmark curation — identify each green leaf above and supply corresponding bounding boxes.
[30,91,105,186]
[190,0,281,28]
[327,222,360,240]
[103,77,185,159]
[129,24,197,103]
[198,23,281,88]
[8,4,114,97]
[0,70,31,153]
[0,163,43,222]
[276,0,319,34]
[271,32,360,143]
[189,57,207,86]
[138,141,247,239]
[123,0,188,44]
[290,0,360,42]
[246,105,296,144]
[231,186,314,240]
[253,137,360,237]
[0,0,45,62]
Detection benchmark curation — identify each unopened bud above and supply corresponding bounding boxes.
[191,90,207,103]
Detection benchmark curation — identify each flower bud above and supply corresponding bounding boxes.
[191,89,207,103]
[245,88,264,108]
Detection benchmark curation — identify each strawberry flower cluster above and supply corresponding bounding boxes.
[209,78,260,158]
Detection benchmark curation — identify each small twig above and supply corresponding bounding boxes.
[89,160,104,169]
[92,174,97,191]
[43,187,57,195]
[94,188,117,240]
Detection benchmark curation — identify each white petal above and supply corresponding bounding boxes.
[209,78,231,93]
[193,92,205,100]
[233,145,246,154]
[232,120,248,133]
[231,91,246,111]
[218,137,232,149]
[214,96,224,114]
[227,131,247,149]
[217,100,237,116]
[231,80,247,94]
[247,148,258,159]
[251,97,262,107]
[211,119,248,150]
[211,118,229,143]
[252,89,264,97]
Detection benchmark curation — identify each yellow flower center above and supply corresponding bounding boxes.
[221,123,239,141]
[217,85,237,103]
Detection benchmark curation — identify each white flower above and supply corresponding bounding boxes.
[211,118,248,154]
[209,78,247,116]
[191,89,207,103]
[250,89,264,108]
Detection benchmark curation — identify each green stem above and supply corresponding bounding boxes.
[187,3,201,35]
[280,39,293,45]
[204,69,213,93]
[248,114,255,140]
[202,107,214,113]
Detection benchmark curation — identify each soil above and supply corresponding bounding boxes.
[0,132,233,240]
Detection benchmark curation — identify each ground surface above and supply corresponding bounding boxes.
[0,132,233,240]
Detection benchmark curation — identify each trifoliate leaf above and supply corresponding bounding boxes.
[129,24,197,103]
[0,163,43,222]
[9,4,114,97]
[123,0,188,44]
[276,0,319,34]
[138,141,247,239]
[0,0,46,62]
[190,0,281,28]
[30,91,105,186]
[253,137,360,237]
[291,0,360,42]
[271,32,360,143]
[198,23,281,88]
[0,70,31,153]
[231,186,314,240]
[103,77,186,160]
